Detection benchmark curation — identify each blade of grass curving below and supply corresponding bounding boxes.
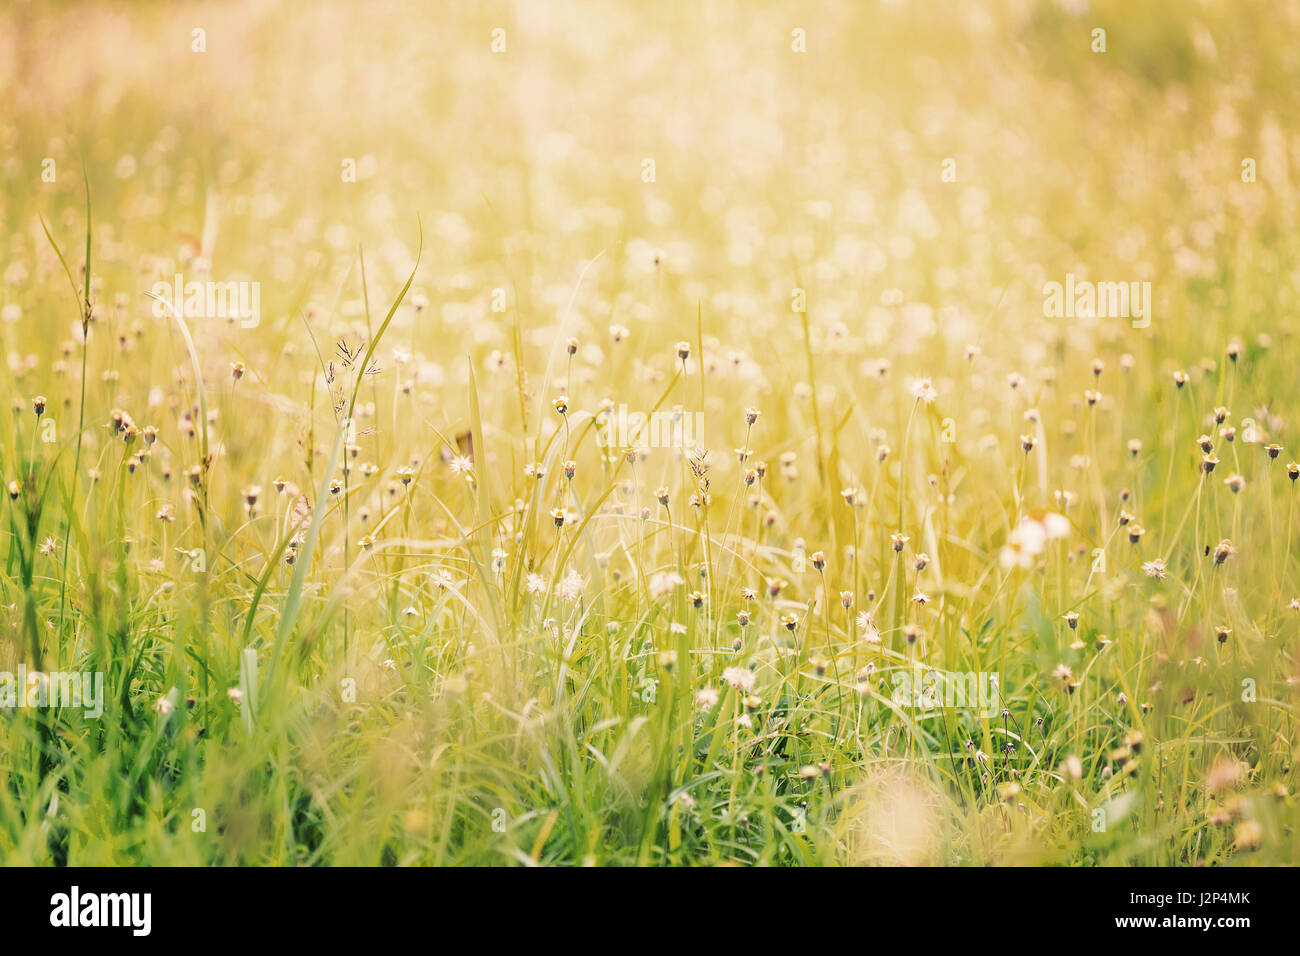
[346,220,422,423]
[269,221,422,684]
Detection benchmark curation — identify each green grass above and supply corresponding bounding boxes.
[0,0,1297,865]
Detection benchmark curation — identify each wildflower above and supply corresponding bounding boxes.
[32,395,46,416]
[902,623,922,645]
[1127,524,1145,544]
[1234,820,1262,852]
[650,571,684,597]
[1173,370,1188,388]
[1213,539,1235,565]
[227,687,244,705]
[840,590,854,608]
[1142,559,1168,580]
[1213,406,1229,424]
[552,396,569,415]
[1265,443,1282,460]
[230,361,245,380]
[909,378,937,403]
[1064,612,1079,630]
[525,573,546,595]
[1224,474,1245,493]
[655,487,670,506]
[890,532,909,552]
[722,666,756,691]
[154,695,174,717]
[1215,625,1231,644]
[856,613,882,643]
[696,687,719,708]
[1289,462,1300,482]
[1201,454,1219,473]
[675,341,691,361]
[1205,755,1245,795]
[744,407,760,425]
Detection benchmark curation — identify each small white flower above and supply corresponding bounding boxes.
[722,666,756,691]
[695,687,720,708]
[856,612,882,643]
[559,569,585,603]
[1041,512,1070,539]
[650,571,685,598]
[909,377,937,404]
[1142,559,1168,580]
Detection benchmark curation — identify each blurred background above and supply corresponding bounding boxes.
[6,0,1298,362]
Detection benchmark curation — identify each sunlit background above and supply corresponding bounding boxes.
[1,0,1297,865]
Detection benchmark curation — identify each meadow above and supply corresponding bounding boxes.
[0,0,1297,866]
